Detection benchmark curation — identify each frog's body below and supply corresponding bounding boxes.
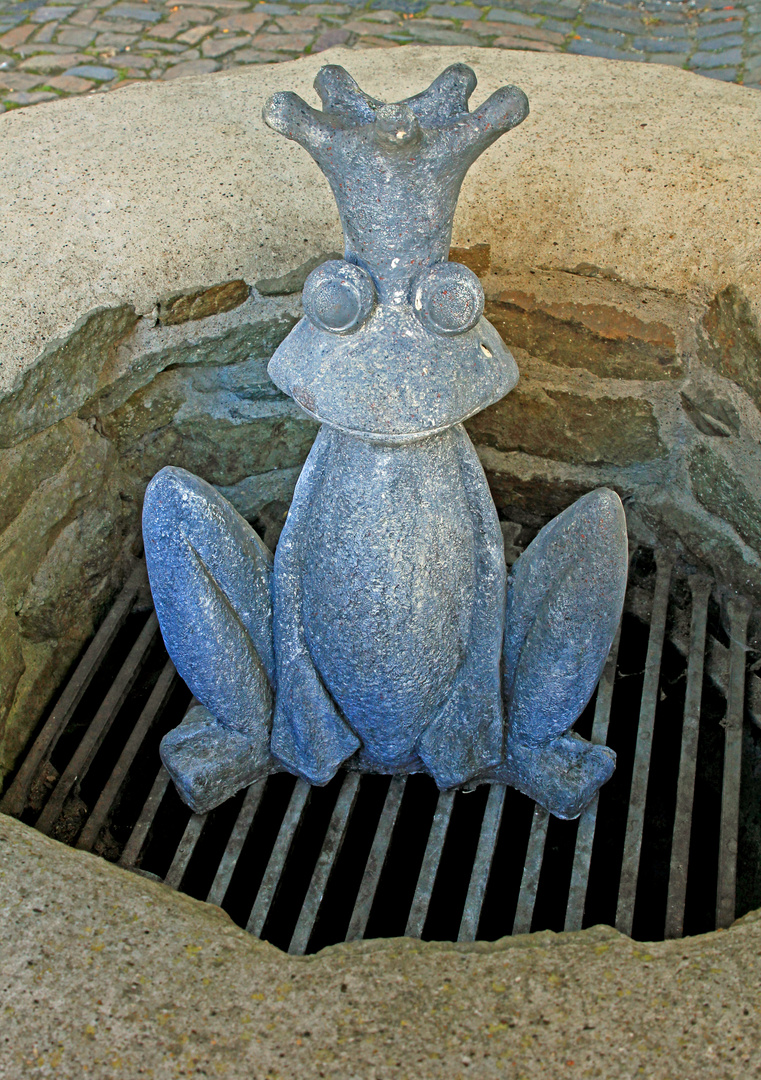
[143,64,628,820]
[272,423,507,788]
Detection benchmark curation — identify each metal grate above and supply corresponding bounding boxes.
[3,548,760,953]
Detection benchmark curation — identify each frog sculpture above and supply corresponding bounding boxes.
[143,63,628,821]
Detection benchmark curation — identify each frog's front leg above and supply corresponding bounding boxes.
[142,466,276,812]
[270,428,361,785]
[492,488,628,819]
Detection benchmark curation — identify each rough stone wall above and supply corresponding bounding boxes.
[0,280,315,785]
[453,251,761,624]
[3,239,761,785]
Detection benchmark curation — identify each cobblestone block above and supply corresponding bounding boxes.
[694,66,738,80]
[249,29,313,48]
[103,51,153,66]
[576,27,628,46]
[696,33,744,49]
[0,71,45,89]
[201,33,250,54]
[18,51,87,69]
[480,8,541,25]
[426,3,477,16]
[46,72,94,89]
[275,13,321,28]
[143,39,188,50]
[94,31,139,46]
[690,47,742,67]
[215,12,268,31]
[4,88,58,102]
[161,55,220,75]
[64,62,118,78]
[542,18,574,32]
[30,7,76,23]
[493,33,557,49]
[147,22,188,37]
[313,25,350,46]
[106,4,162,21]
[176,24,213,42]
[34,23,60,44]
[632,36,690,52]
[0,24,35,47]
[228,45,283,60]
[567,38,632,59]
[91,17,146,32]
[167,47,201,61]
[56,27,97,45]
[696,19,743,39]
[68,8,98,24]
[582,10,642,32]
[404,23,482,43]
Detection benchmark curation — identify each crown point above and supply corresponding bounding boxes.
[374,104,421,148]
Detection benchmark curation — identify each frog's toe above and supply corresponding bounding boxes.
[488,731,616,820]
[160,704,276,815]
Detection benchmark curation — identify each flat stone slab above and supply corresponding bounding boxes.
[1,811,760,1077]
[1,47,760,396]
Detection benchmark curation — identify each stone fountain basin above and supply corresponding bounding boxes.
[1,46,761,1075]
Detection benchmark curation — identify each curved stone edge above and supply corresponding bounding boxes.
[1,810,759,1078]
[2,47,761,394]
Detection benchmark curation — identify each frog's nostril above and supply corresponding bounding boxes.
[481,343,493,358]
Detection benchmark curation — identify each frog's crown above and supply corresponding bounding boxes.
[263,64,529,294]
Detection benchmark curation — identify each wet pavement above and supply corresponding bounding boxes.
[0,0,758,111]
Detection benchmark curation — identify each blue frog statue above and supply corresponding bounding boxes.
[142,63,628,820]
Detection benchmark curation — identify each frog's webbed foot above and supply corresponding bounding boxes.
[143,467,276,813]
[490,488,627,819]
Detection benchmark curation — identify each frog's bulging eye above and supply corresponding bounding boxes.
[303,260,376,334]
[412,262,484,336]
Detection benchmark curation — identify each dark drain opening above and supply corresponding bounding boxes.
[3,549,761,953]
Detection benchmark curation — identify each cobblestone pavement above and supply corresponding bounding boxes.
[0,0,759,111]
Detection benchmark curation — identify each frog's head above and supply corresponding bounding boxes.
[262,64,529,443]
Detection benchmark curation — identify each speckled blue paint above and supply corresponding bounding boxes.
[143,64,628,819]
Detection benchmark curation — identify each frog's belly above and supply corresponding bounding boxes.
[301,428,476,766]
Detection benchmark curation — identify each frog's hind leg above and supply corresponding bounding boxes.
[493,488,628,819]
[142,466,276,813]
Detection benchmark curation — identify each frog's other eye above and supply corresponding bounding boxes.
[302,260,376,334]
[411,262,484,336]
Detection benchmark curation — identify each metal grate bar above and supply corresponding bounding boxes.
[346,775,406,942]
[0,564,144,818]
[118,766,170,868]
[246,779,310,938]
[289,772,361,955]
[207,779,267,907]
[405,789,455,938]
[77,660,177,853]
[565,621,623,932]
[165,812,207,890]
[716,597,751,929]
[35,612,161,836]
[458,783,506,942]
[513,803,549,934]
[664,576,711,938]
[616,550,675,936]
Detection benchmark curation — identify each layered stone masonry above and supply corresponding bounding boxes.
[1,0,760,111]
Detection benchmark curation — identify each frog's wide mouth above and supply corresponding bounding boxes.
[288,390,500,445]
[268,309,520,440]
